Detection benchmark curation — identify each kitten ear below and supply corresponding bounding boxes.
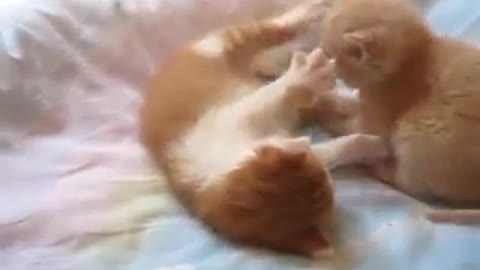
[281,136,311,154]
[255,138,310,170]
[342,29,377,62]
[277,137,311,168]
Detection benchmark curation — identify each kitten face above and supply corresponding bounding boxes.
[320,25,389,88]
[319,0,430,88]
[205,138,335,256]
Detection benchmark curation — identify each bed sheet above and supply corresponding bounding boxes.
[0,0,479,270]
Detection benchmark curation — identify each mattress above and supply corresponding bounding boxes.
[0,0,479,269]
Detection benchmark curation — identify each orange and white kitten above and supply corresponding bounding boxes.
[316,0,480,220]
[140,1,386,256]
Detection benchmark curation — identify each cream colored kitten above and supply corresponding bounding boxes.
[140,0,386,255]
[315,0,480,221]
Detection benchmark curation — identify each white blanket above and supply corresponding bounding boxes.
[0,1,479,270]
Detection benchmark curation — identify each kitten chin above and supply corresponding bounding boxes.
[196,139,335,255]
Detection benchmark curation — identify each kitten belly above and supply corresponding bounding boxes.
[171,113,291,188]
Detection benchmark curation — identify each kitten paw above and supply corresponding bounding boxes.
[284,48,336,108]
[273,0,332,30]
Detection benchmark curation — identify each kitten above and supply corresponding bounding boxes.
[315,0,480,217]
[140,1,386,256]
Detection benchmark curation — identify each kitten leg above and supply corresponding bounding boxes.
[311,92,400,185]
[250,0,332,79]
[312,134,388,169]
[250,46,294,80]
[222,0,331,73]
[194,48,333,155]
[232,48,336,131]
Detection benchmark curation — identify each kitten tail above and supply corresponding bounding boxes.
[424,208,480,225]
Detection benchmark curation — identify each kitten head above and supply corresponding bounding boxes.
[199,137,335,256]
[319,0,431,88]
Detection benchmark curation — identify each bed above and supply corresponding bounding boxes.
[0,0,479,269]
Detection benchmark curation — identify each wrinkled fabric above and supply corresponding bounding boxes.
[0,0,479,270]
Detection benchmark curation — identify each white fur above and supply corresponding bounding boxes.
[312,134,387,169]
[271,4,308,27]
[271,0,332,28]
[169,78,294,187]
[191,34,225,58]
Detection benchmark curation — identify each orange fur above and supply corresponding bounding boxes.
[194,141,335,254]
[317,0,480,209]
[140,0,387,255]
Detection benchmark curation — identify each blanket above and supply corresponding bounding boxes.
[0,0,479,269]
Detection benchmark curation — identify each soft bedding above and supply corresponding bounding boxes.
[0,0,479,270]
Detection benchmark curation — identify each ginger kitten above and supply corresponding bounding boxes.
[140,1,386,256]
[315,0,480,217]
